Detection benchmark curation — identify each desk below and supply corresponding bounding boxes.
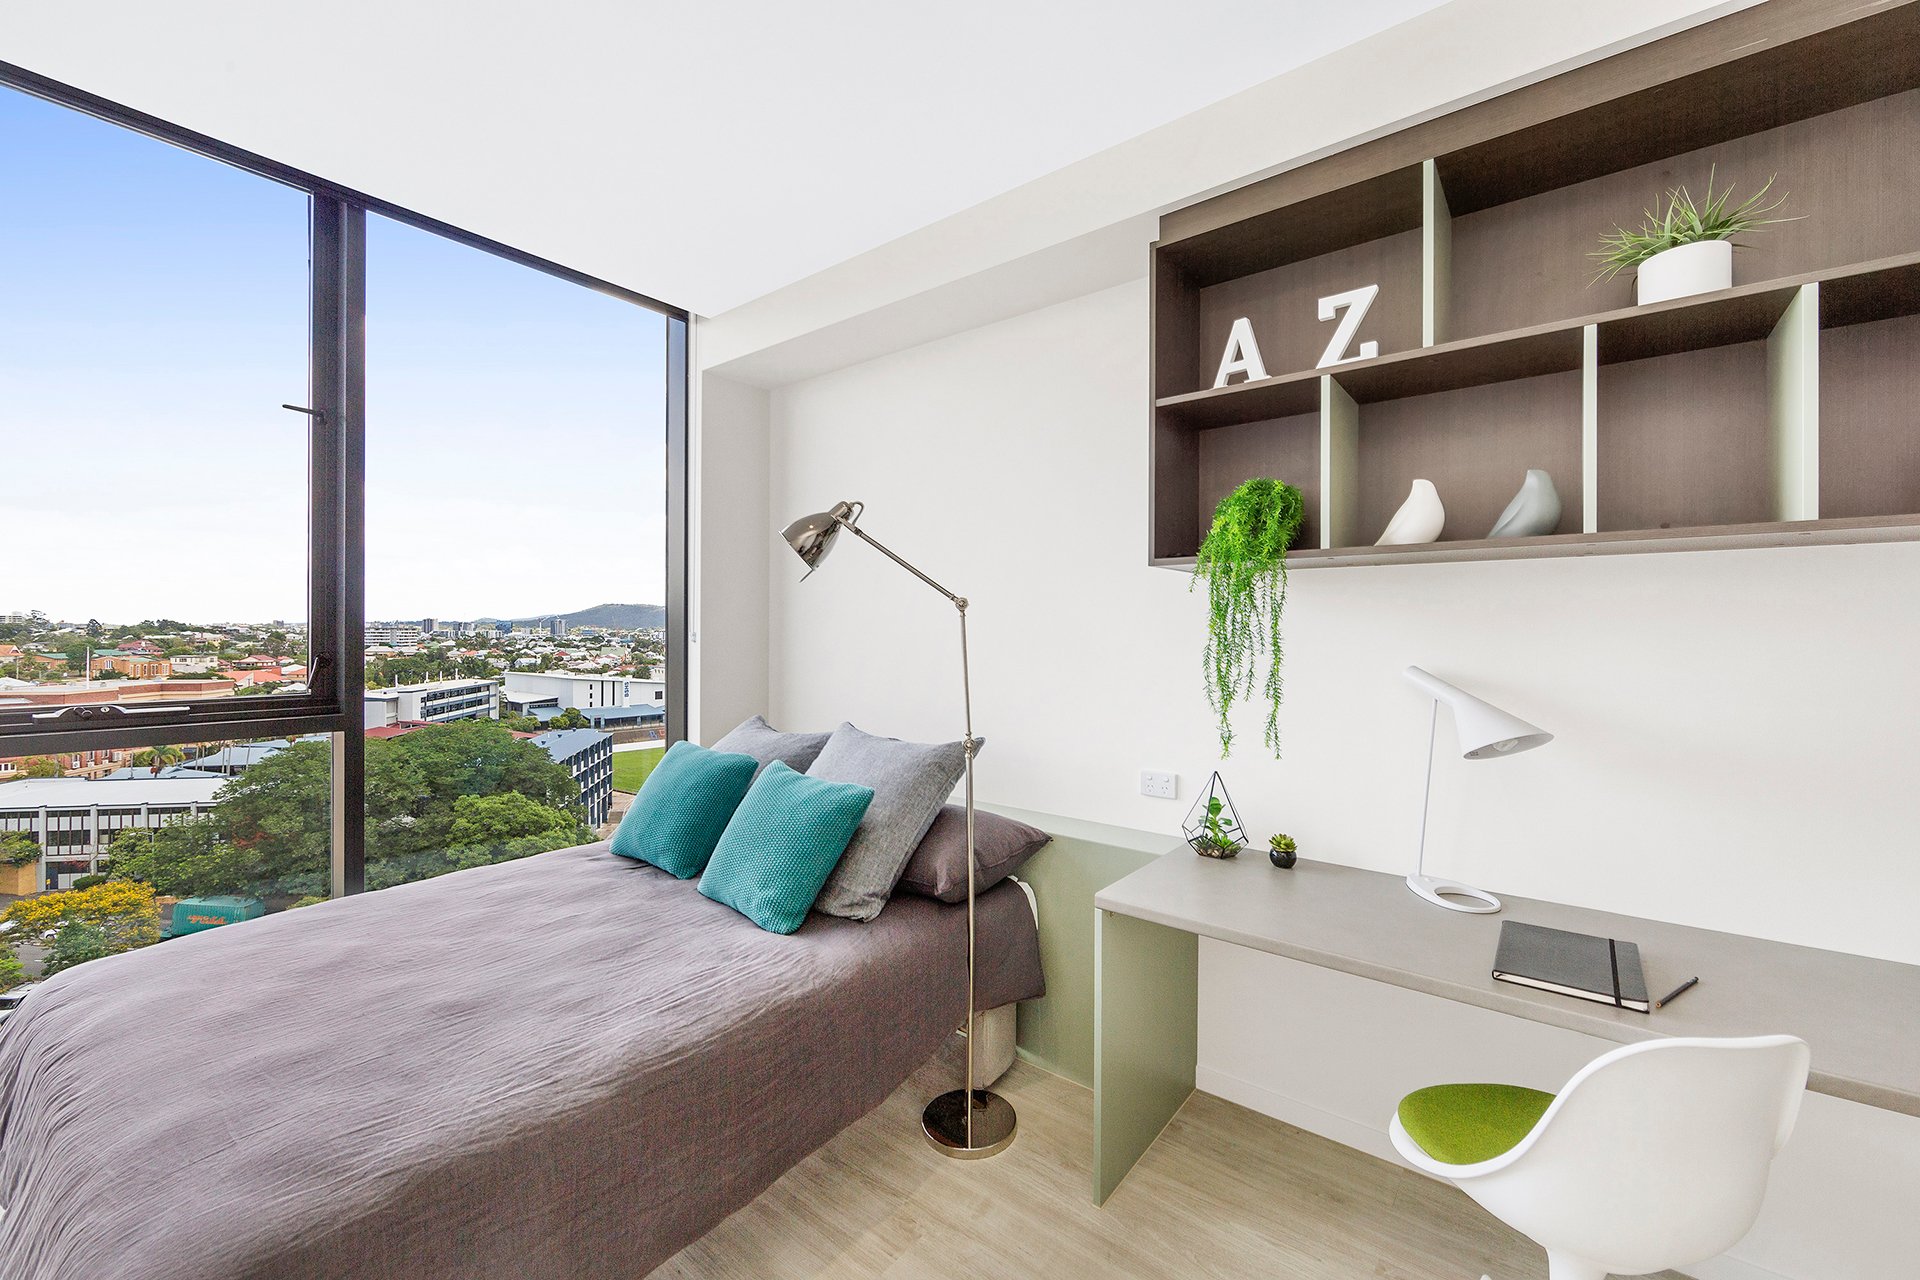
[1091,850,1920,1204]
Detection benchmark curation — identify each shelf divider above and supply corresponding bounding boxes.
[1581,324,1599,534]
[1320,375,1360,550]
[1422,159,1450,348]
[1768,282,1821,522]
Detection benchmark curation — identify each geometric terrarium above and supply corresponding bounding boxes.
[1182,771,1246,859]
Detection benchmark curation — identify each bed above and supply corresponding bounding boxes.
[0,840,1044,1280]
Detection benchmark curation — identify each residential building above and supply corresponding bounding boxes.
[91,653,173,679]
[168,655,220,674]
[529,727,613,826]
[0,678,235,707]
[364,623,425,647]
[0,774,225,889]
[362,677,501,728]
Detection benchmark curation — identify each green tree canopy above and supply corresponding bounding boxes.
[108,721,587,903]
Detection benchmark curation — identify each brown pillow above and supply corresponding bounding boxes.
[895,805,1049,903]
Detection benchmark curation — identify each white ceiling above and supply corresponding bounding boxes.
[0,0,1448,315]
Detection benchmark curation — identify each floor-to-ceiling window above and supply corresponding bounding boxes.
[359,216,668,887]
[0,65,685,983]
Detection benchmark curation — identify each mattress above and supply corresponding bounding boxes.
[0,840,1044,1279]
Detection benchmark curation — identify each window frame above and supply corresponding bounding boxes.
[0,60,690,896]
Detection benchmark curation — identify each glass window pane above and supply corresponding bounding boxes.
[361,215,665,889]
[0,734,331,988]
[0,85,312,708]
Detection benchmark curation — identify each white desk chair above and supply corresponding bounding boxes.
[1390,1035,1810,1280]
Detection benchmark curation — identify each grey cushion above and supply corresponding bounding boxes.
[807,723,977,922]
[895,805,1050,904]
[710,715,832,776]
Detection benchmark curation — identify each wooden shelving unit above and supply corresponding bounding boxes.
[1149,0,1920,570]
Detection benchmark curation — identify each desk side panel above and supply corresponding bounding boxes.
[1094,908,1198,1205]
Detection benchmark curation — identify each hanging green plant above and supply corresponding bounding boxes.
[1191,477,1306,757]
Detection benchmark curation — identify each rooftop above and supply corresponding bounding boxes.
[0,775,226,809]
[531,727,612,757]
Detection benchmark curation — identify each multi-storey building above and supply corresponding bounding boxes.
[530,727,614,827]
[0,775,225,890]
[363,677,500,728]
[501,670,665,715]
[364,623,425,647]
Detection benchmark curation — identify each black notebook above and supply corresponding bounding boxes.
[1492,921,1650,1013]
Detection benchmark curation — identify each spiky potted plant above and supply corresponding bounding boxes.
[1591,167,1796,305]
[1191,477,1306,758]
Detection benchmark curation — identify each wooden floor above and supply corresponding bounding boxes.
[655,1043,1686,1279]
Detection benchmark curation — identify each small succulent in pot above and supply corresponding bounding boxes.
[1267,833,1298,870]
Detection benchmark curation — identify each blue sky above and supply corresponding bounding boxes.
[0,84,666,627]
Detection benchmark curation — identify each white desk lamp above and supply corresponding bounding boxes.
[1404,666,1553,914]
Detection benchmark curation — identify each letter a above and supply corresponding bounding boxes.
[1213,316,1268,388]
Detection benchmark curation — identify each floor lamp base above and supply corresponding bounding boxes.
[1406,874,1502,914]
[922,1089,1017,1159]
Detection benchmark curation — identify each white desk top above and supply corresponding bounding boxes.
[1096,850,1920,1116]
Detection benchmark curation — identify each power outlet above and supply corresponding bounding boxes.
[1140,770,1177,800]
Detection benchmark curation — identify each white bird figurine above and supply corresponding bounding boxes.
[1487,469,1562,538]
[1376,478,1445,545]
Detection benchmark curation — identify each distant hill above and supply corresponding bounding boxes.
[475,603,665,631]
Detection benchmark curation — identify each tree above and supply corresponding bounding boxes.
[447,791,587,847]
[0,832,40,866]
[17,757,63,780]
[133,744,187,776]
[367,791,590,890]
[106,823,256,899]
[104,722,588,905]
[0,945,26,993]
[2,881,161,973]
[550,707,590,730]
[366,720,580,848]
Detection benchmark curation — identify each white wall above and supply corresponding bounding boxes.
[691,372,772,745]
[768,279,1920,967]
[762,279,1920,1280]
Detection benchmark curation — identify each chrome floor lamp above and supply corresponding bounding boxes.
[781,499,1016,1159]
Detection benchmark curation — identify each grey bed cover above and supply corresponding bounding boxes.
[0,840,1043,1279]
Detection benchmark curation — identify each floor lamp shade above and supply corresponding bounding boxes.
[781,501,861,576]
[1403,666,1553,914]
[780,499,1016,1160]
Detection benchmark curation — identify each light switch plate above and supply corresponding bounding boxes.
[1140,770,1177,799]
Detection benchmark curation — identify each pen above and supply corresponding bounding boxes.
[1654,976,1699,1010]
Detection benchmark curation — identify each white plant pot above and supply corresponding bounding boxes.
[1635,239,1733,305]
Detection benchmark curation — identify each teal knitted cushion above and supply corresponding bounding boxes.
[698,762,874,934]
[1397,1082,1555,1165]
[609,741,759,878]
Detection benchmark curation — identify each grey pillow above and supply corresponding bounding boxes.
[895,805,1049,903]
[807,723,978,921]
[710,715,832,775]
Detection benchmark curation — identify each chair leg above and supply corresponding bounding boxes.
[1544,1252,1609,1280]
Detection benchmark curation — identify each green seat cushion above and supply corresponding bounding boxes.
[698,763,874,935]
[1397,1083,1555,1165]
[609,740,759,878]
